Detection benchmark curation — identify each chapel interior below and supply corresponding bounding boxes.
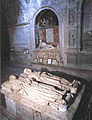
[1,0,92,120]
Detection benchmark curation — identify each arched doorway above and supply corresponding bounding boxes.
[35,9,59,49]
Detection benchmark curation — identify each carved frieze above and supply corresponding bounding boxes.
[34,50,59,65]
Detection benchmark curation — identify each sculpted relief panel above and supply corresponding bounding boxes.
[69,10,75,26]
[69,31,76,47]
[67,6,77,48]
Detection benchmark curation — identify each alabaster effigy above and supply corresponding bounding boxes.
[1,68,81,113]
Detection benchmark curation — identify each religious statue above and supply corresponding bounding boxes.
[38,40,55,50]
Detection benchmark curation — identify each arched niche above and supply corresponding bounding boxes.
[35,9,59,49]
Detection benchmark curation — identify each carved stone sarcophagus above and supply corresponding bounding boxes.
[0,68,85,120]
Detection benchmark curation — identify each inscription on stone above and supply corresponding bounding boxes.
[46,28,54,43]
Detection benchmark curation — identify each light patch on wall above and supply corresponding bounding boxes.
[48,59,52,64]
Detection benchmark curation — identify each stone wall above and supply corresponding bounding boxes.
[1,0,92,79]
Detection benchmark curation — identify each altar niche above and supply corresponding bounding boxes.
[35,9,59,49]
[34,9,60,66]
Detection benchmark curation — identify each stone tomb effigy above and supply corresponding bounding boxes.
[0,68,85,120]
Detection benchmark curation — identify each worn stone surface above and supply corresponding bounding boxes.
[0,85,85,120]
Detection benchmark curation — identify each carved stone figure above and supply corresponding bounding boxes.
[1,68,81,112]
[38,40,55,50]
[69,10,75,25]
[69,31,76,47]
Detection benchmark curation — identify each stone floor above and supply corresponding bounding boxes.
[0,61,92,120]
